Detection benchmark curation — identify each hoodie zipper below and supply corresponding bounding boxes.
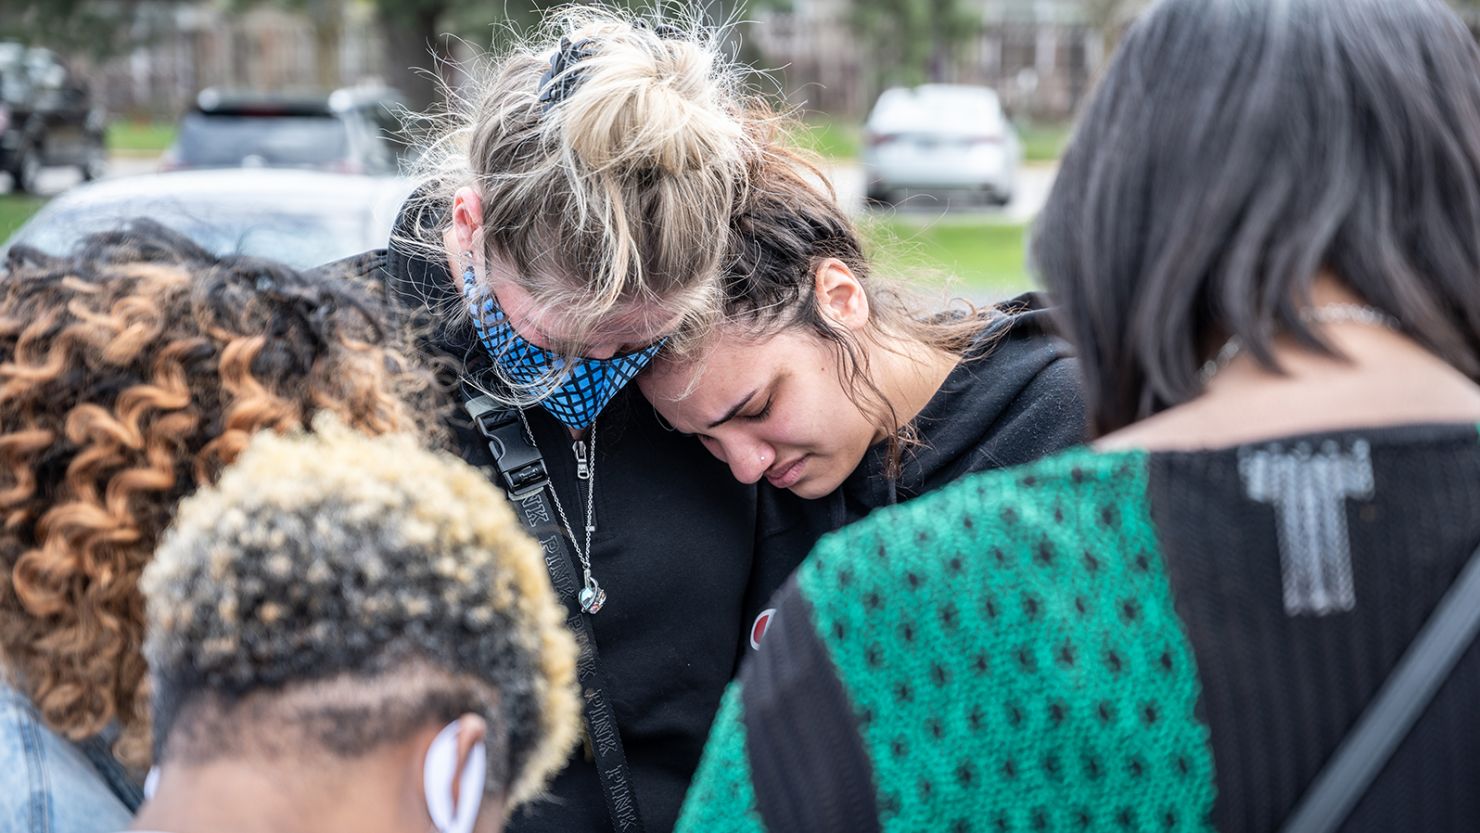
[573,439,591,480]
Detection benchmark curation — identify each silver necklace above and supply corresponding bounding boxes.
[1199,303,1401,384]
[516,409,606,614]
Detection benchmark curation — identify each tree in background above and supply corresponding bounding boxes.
[0,0,169,61]
[850,0,978,93]
[237,0,348,91]
[231,0,747,116]
[1456,0,1480,26]
[231,0,446,104]
[1081,0,1139,63]
[373,0,453,112]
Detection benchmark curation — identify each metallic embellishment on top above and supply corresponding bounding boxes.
[1200,303,1401,384]
[1239,439,1375,616]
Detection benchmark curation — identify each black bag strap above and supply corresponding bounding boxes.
[1281,539,1480,833]
[464,395,646,833]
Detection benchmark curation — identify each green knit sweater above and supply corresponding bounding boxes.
[677,447,1215,832]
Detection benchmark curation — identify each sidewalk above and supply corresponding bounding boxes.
[819,160,1059,223]
[30,153,160,196]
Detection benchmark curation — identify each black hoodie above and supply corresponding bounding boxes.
[326,218,799,833]
[751,294,1088,608]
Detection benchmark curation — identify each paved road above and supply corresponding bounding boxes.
[25,154,158,196]
[820,160,1057,223]
[12,154,1045,310]
[29,155,1058,226]
[19,157,1050,303]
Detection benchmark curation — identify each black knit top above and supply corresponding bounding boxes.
[677,421,1480,832]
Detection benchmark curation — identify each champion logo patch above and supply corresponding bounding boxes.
[749,608,776,650]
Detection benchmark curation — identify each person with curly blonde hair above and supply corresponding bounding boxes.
[0,222,442,833]
[130,420,580,833]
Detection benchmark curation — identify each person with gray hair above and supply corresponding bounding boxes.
[130,420,581,833]
[677,0,1480,830]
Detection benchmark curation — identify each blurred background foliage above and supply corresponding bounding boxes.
[7,1,1477,293]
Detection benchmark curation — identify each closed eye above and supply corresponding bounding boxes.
[742,396,774,422]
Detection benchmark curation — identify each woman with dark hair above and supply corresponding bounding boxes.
[676,0,1480,830]
[639,147,1084,581]
[0,223,441,833]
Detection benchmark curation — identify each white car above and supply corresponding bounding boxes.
[863,84,1021,207]
[5,168,414,268]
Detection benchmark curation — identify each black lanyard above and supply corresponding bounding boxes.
[465,394,646,833]
[1281,539,1480,833]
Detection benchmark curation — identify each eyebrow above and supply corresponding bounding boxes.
[706,388,759,430]
[533,322,654,359]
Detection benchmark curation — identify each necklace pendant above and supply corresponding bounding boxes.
[579,580,607,614]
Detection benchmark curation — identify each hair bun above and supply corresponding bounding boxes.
[548,15,748,176]
[401,6,763,355]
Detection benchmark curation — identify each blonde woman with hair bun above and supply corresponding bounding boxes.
[329,8,793,833]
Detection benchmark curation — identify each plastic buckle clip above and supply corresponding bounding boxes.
[464,395,550,501]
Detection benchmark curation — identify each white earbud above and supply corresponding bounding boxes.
[424,720,487,833]
[143,766,160,800]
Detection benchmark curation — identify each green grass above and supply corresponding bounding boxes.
[793,115,1070,164]
[1017,122,1073,163]
[860,218,1034,297]
[107,121,177,154]
[0,195,46,244]
[788,117,862,162]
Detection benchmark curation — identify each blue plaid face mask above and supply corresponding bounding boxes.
[462,266,665,430]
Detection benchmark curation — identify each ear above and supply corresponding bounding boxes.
[423,714,491,833]
[450,713,488,812]
[812,258,870,331]
[443,186,485,276]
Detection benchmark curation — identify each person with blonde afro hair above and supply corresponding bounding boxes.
[131,418,580,833]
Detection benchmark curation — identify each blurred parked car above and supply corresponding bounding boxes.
[0,43,106,193]
[863,84,1021,207]
[160,86,410,175]
[5,169,414,268]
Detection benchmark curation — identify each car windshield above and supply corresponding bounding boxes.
[869,88,1005,136]
[12,197,370,268]
[176,112,349,167]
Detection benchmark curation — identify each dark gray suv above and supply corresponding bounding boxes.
[0,43,107,194]
[161,86,410,176]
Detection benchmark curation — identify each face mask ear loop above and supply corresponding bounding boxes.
[462,264,479,299]
[460,250,480,299]
[424,721,488,833]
